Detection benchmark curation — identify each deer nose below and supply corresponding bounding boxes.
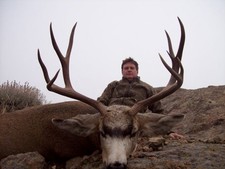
[106,161,127,169]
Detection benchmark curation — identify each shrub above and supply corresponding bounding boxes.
[0,81,47,113]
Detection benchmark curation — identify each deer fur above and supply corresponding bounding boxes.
[0,101,100,160]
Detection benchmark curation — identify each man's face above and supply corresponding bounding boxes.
[122,62,138,80]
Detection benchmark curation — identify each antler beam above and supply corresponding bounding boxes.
[38,23,106,114]
[129,17,185,115]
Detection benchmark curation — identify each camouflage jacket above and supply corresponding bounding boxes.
[97,77,163,113]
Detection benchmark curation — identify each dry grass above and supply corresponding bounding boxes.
[0,81,47,113]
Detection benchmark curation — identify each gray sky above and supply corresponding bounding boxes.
[0,0,225,103]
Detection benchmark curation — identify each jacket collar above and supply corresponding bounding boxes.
[121,76,140,83]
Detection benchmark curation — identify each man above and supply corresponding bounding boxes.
[98,57,184,139]
[97,57,163,113]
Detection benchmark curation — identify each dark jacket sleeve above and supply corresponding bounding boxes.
[146,86,164,113]
[97,81,118,106]
[148,100,163,113]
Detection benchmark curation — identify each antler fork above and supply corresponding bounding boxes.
[37,23,107,114]
[129,17,185,115]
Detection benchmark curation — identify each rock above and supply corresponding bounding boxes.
[148,136,165,151]
[66,157,83,169]
[0,152,45,169]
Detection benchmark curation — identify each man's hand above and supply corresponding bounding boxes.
[169,132,184,140]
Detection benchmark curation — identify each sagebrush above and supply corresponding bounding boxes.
[0,81,47,113]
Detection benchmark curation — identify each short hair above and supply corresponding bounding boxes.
[121,57,139,70]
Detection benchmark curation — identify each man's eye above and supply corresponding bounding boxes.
[124,67,134,70]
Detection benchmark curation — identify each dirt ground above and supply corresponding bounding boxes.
[68,138,225,169]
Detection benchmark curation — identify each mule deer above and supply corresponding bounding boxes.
[0,18,185,169]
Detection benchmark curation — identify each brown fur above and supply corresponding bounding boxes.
[0,101,100,160]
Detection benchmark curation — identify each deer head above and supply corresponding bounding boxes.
[38,17,185,169]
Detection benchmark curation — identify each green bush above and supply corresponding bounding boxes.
[0,81,47,113]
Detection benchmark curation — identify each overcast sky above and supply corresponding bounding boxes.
[0,0,225,103]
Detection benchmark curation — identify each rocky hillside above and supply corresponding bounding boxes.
[1,85,225,169]
[161,85,225,143]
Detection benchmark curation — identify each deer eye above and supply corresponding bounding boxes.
[100,131,106,138]
[130,130,138,138]
[130,126,139,138]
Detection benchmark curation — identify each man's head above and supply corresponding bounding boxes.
[121,57,139,81]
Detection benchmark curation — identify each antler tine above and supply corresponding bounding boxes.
[37,49,51,83]
[50,23,77,88]
[176,17,185,62]
[38,23,107,115]
[167,17,185,85]
[129,18,185,116]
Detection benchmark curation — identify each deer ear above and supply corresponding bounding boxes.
[137,113,184,137]
[52,113,100,137]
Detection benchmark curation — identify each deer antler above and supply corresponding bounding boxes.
[129,17,185,116]
[38,23,106,114]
